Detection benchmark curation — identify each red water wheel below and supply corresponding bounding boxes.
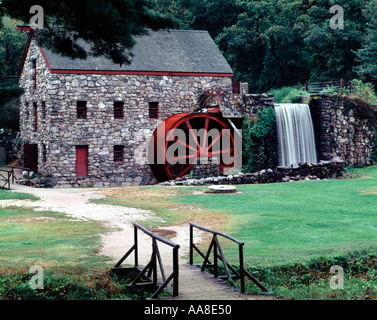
[148,112,237,182]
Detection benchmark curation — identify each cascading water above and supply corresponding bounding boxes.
[274,103,318,167]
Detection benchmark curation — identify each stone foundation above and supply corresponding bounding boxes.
[191,157,220,179]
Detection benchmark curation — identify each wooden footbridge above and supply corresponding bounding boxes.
[111,222,273,300]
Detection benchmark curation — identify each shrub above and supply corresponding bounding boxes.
[0,268,143,300]
[322,79,377,108]
[242,107,277,173]
[243,249,377,300]
[267,85,306,103]
[281,88,310,103]
[349,79,377,107]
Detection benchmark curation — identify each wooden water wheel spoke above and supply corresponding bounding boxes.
[208,130,223,151]
[201,117,210,149]
[178,164,193,178]
[174,137,197,153]
[185,119,201,150]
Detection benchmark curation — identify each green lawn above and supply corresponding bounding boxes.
[3,166,377,299]
[0,190,110,271]
[0,189,39,201]
[0,190,141,300]
[176,166,377,265]
[93,166,377,299]
[96,166,377,267]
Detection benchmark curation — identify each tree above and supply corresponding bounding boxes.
[1,0,176,65]
[0,15,28,78]
[0,0,175,130]
[303,0,366,82]
[0,16,27,130]
[216,0,308,92]
[154,0,240,38]
[354,0,377,83]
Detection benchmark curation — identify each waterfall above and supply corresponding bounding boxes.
[274,103,318,167]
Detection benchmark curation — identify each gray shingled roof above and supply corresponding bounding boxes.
[40,29,233,74]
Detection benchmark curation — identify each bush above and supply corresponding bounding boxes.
[349,79,377,107]
[267,85,304,103]
[244,249,377,300]
[242,107,277,173]
[321,79,377,107]
[268,85,310,103]
[281,89,310,103]
[0,267,145,300]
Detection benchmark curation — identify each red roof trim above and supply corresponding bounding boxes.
[49,69,233,77]
[17,32,32,77]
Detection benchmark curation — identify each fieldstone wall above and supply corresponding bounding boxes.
[220,91,275,118]
[160,158,346,186]
[309,94,376,166]
[191,157,220,179]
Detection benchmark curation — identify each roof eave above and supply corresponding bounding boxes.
[48,69,233,77]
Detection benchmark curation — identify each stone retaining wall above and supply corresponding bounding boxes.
[160,159,346,186]
[191,157,220,179]
[309,94,376,166]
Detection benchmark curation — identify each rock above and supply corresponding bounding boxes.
[208,185,237,193]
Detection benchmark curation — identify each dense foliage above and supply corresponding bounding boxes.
[0,267,151,300]
[1,0,176,65]
[0,0,175,130]
[156,0,376,92]
[1,0,377,129]
[246,249,377,299]
[242,107,277,173]
[0,16,26,130]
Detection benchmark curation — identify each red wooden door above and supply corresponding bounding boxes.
[76,146,88,177]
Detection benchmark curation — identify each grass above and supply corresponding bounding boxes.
[176,166,377,266]
[0,206,111,270]
[94,186,229,232]
[243,249,377,299]
[0,188,125,299]
[96,166,377,267]
[94,165,377,299]
[0,267,144,300]
[0,189,39,201]
[2,166,377,299]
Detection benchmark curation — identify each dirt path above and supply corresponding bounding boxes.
[2,183,274,300]
[2,183,191,266]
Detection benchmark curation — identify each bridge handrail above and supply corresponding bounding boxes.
[189,222,270,294]
[112,222,180,298]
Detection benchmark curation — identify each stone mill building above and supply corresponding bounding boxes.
[17,27,252,187]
